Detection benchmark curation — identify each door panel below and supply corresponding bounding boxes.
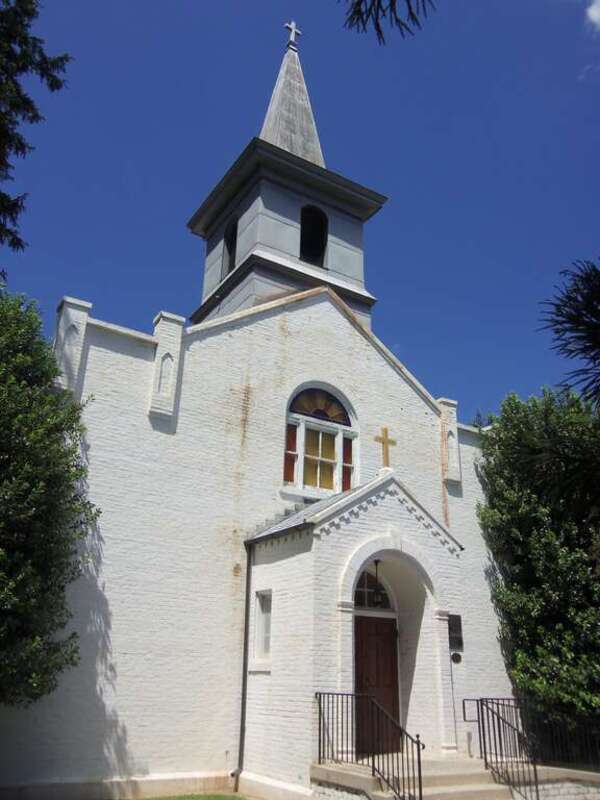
[355,616,400,755]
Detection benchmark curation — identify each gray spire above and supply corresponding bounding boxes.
[259,22,325,168]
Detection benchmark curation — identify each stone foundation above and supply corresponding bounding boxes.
[0,771,232,800]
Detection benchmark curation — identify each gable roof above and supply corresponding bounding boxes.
[186,286,442,415]
[246,468,464,554]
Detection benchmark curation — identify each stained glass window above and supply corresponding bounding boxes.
[342,437,353,491]
[290,389,351,426]
[283,423,297,483]
[283,387,356,494]
[304,428,336,490]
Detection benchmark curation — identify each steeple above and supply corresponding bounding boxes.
[259,20,325,168]
[187,21,387,328]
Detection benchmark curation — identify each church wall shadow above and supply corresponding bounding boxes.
[0,466,141,788]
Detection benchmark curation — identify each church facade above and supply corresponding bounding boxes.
[0,27,512,800]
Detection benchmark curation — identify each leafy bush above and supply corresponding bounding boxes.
[477,390,600,715]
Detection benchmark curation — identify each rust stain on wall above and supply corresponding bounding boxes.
[240,383,252,448]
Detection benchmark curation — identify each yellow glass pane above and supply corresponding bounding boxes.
[321,432,335,460]
[304,457,318,487]
[305,428,320,457]
[320,461,334,489]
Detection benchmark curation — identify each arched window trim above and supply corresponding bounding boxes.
[300,204,328,269]
[283,386,358,497]
[221,217,238,279]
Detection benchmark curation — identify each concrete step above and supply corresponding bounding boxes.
[372,784,510,800]
[310,762,379,794]
[311,760,511,800]
[422,769,496,788]
[421,784,511,800]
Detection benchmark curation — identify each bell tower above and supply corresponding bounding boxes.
[188,22,386,328]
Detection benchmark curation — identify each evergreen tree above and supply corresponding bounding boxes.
[0,0,70,272]
[0,286,97,705]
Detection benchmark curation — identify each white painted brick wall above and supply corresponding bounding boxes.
[0,291,510,795]
[448,428,513,757]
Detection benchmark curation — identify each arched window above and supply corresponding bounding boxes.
[222,217,238,278]
[300,205,328,268]
[283,388,356,493]
[354,570,392,610]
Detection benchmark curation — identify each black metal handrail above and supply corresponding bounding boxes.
[518,703,600,771]
[464,698,539,800]
[316,691,424,800]
[464,696,600,777]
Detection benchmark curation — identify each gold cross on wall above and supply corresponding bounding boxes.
[374,427,397,468]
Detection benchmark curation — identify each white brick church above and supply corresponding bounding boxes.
[1,24,512,800]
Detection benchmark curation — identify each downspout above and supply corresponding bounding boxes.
[234,540,252,793]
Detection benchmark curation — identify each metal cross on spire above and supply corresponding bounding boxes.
[285,20,302,50]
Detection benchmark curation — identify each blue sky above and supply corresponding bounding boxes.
[6,0,600,423]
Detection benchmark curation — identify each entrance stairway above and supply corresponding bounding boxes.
[311,758,512,800]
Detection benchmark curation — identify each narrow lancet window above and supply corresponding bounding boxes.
[222,218,238,278]
[300,205,327,268]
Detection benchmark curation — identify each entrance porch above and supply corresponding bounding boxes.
[241,470,473,800]
[336,546,459,756]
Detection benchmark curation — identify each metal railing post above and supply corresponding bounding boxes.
[416,734,423,800]
[317,693,322,764]
[370,699,376,777]
[481,700,489,769]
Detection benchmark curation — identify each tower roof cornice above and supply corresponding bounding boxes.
[187,137,386,239]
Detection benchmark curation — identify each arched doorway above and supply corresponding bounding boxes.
[353,565,400,755]
[351,550,444,750]
[354,566,399,714]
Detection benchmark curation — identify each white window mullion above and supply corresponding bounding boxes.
[334,430,343,492]
[297,421,306,489]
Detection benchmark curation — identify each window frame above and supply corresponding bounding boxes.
[284,410,358,498]
[254,590,272,662]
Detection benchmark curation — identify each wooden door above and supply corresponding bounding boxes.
[355,616,400,756]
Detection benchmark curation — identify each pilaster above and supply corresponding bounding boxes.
[54,296,92,396]
[148,311,186,419]
[438,398,462,485]
[434,608,458,754]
